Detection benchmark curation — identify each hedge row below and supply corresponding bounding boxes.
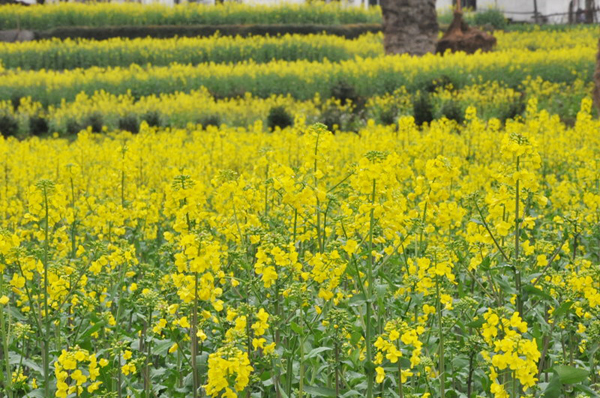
[33,23,383,41]
[0,2,381,30]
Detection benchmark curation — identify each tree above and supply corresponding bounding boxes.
[436,0,496,54]
[379,0,438,56]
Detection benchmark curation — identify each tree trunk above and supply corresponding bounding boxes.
[585,0,595,23]
[380,0,438,56]
[533,0,539,23]
[593,36,600,111]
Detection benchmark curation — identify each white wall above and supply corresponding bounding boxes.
[543,0,572,23]
[435,0,574,23]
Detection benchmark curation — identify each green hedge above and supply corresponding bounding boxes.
[0,2,381,30]
[34,23,383,41]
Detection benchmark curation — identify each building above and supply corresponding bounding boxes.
[435,0,593,23]
[71,0,596,24]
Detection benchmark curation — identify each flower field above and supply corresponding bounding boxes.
[1,102,600,398]
[0,2,380,29]
[1,3,600,397]
[0,44,595,105]
[1,28,597,71]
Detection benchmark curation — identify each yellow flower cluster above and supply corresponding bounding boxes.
[205,347,253,398]
[55,347,102,397]
[374,320,425,384]
[482,310,540,397]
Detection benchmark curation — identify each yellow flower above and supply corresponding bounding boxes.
[375,367,385,383]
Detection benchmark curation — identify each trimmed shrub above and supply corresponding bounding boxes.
[379,105,398,125]
[501,95,526,122]
[29,115,49,136]
[267,106,293,130]
[423,75,456,94]
[66,119,83,135]
[0,113,18,137]
[412,92,434,126]
[320,106,344,132]
[118,114,140,133]
[85,113,104,133]
[439,101,464,124]
[142,111,162,128]
[197,114,221,128]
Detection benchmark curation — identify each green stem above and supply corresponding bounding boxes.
[0,278,13,398]
[397,341,404,398]
[514,156,523,315]
[436,279,445,398]
[299,336,304,398]
[42,184,51,398]
[365,179,376,398]
[192,272,199,398]
[144,307,153,397]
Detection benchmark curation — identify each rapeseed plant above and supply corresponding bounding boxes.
[0,102,598,397]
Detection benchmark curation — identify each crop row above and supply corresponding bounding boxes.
[0,34,382,70]
[0,46,594,106]
[0,79,591,137]
[1,28,597,71]
[0,2,380,30]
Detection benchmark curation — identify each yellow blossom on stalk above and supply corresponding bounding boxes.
[483,310,540,394]
[0,75,595,398]
[55,347,102,397]
[205,347,253,397]
[375,366,385,383]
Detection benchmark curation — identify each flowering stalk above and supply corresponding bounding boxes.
[436,277,445,398]
[365,179,376,398]
[38,180,53,398]
[192,272,200,398]
[514,156,523,316]
[0,278,12,398]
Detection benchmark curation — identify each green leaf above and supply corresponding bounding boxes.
[466,317,485,328]
[306,346,332,359]
[79,320,107,341]
[554,365,589,384]
[290,321,303,334]
[363,360,375,375]
[348,293,367,306]
[479,256,491,271]
[152,339,174,356]
[303,385,337,397]
[542,374,562,398]
[523,285,552,300]
[573,383,600,397]
[552,301,573,318]
[24,390,46,398]
[374,283,388,299]
[341,390,363,397]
